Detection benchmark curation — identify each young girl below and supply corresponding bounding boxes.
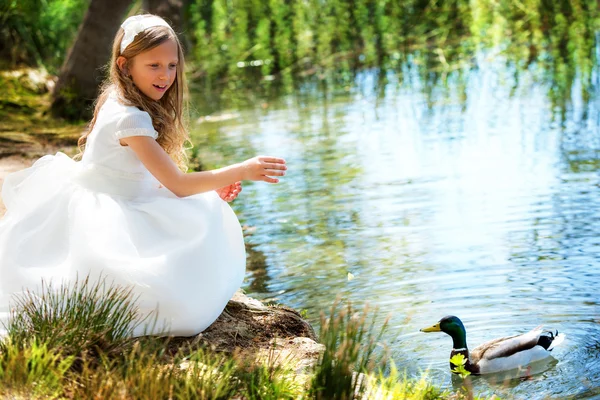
[0,14,287,337]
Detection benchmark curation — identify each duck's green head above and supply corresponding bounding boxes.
[420,316,467,348]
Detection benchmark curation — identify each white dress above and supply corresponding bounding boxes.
[0,91,246,337]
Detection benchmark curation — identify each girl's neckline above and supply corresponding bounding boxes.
[108,89,121,102]
[108,90,131,108]
[107,89,145,112]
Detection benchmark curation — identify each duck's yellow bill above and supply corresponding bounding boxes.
[420,323,441,332]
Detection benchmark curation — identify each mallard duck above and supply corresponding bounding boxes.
[420,316,565,375]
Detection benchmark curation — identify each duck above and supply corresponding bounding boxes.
[420,315,565,375]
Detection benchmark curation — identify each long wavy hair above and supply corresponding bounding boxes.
[74,14,191,172]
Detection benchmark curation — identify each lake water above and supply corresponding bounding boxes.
[190,53,600,399]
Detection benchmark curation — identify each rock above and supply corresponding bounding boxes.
[164,291,323,372]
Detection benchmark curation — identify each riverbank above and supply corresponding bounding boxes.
[0,276,461,399]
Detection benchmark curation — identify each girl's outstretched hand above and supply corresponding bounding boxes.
[216,181,242,202]
[240,156,287,183]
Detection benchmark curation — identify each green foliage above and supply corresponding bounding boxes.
[310,299,390,400]
[0,0,89,72]
[71,341,241,399]
[185,0,598,116]
[469,0,598,118]
[292,0,314,65]
[2,273,151,360]
[235,347,302,400]
[177,347,240,399]
[450,353,471,378]
[368,362,448,399]
[0,338,75,397]
[3,0,598,117]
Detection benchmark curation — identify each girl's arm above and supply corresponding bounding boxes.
[119,136,286,198]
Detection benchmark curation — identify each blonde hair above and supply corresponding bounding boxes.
[74,14,191,172]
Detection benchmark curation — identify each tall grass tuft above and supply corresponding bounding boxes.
[235,345,303,400]
[176,345,240,399]
[0,337,74,398]
[2,273,152,362]
[310,298,390,400]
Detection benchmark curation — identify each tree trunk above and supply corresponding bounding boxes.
[51,0,132,120]
[143,0,191,54]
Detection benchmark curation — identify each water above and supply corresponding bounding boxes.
[190,56,600,398]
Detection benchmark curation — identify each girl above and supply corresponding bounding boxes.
[0,14,287,337]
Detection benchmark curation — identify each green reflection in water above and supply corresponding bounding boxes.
[188,0,598,120]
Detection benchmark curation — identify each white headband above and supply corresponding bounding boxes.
[120,15,172,54]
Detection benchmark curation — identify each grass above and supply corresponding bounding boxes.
[310,300,390,400]
[4,273,152,361]
[0,274,491,399]
[0,338,74,398]
[71,343,240,399]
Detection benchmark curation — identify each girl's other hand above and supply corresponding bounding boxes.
[216,181,242,202]
[240,156,287,183]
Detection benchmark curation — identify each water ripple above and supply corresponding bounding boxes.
[193,58,600,398]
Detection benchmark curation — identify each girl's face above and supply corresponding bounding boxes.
[125,39,179,101]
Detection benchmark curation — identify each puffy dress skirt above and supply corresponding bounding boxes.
[0,152,246,338]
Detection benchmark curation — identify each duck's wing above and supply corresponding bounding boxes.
[471,325,543,363]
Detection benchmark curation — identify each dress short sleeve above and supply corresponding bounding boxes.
[115,109,159,140]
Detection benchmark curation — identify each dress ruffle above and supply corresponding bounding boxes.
[0,152,245,337]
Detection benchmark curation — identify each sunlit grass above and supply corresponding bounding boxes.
[71,342,240,400]
[0,276,490,399]
[235,346,303,400]
[0,338,74,398]
[367,363,447,400]
[3,273,152,362]
[310,299,390,400]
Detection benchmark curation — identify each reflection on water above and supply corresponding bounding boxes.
[189,49,599,398]
[190,0,599,128]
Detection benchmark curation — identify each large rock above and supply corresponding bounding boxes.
[164,291,324,373]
